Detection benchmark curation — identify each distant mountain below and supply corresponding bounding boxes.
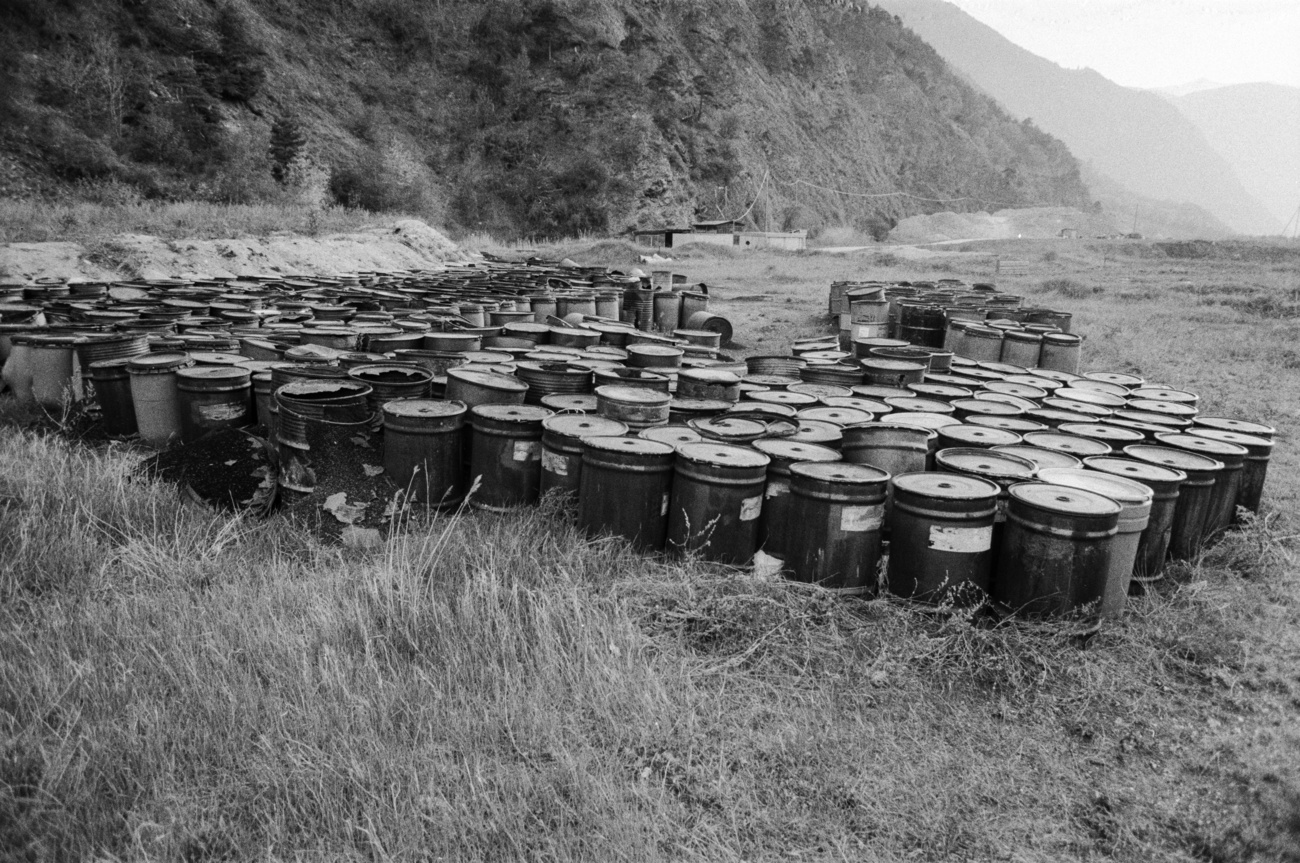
[1155,80,1226,98]
[877,0,1279,236]
[1168,83,1300,233]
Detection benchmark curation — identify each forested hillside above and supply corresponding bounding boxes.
[0,0,1091,237]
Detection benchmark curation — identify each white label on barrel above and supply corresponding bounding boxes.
[740,495,762,521]
[765,479,789,499]
[541,449,568,476]
[199,403,246,422]
[661,493,670,516]
[513,441,540,462]
[929,524,993,553]
[841,504,884,532]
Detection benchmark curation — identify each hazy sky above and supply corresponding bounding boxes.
[947,0,1300,89]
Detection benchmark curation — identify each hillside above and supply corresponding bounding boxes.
[0,0,1090,238]
[877,0,1278,236]
[1169,83,1300,234]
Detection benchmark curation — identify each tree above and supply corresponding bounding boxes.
[269,115,305,183]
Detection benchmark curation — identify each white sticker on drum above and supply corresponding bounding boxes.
[840,504,884,532]
[929,524,993,553]
[661,493,670,516]
[739,495,763,521]
[199,403,247,422]
[513,441,540,462]
[765,479,789,499]
[541,449,567,475]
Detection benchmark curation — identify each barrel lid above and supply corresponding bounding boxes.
[582,435,674,457]
[350,364,432,381]
[990,444,1083,470]
[176,365,250,382]
[626,344,684,357]
[906,383,971,400]
[1040,332,1082,346]
[939,424,1022,447]
[1122,444,1223,473]
[1008,482,1123,517]
[1003,374,1061,390]
[676,442,770,469]
[639,425,703,445]
[470,404,553,423]
[790,420,843,445]
[1153,432,1249,459]
[128,351,192,372]
[1112,409,1189,428]
[892,471,1000,500]
[1188,428,1273,452]
[88,356,137,371]
[689,416,767,440]
[1043,397,1113,417]
[983,381,1047,400]
[728,401,797,418]
[884,396,952,414]
[787,383,852,399]
[752,439,841,463]
[1054,387,1127,408]
[1131,387,1198,404]
[972,392,1038,412]
[595,385,672,405]
[851,385,910,400]
[1085,371,1144,388]
[1082,456,1187,484]
[24,334,83,347]
[978,361,1028,376]
[1023,431,1112,456]
[543,414,628,439]
[887,412,962,431]
[1029,368,1082,382]
[954,398,1022,416]
[860,358,927,372]
[1067,378,1130,397]
[1035,468,1154,506]
[383,399,468,419]
[541,394,598,412]
[1003,329,1042,343]
[1192,416,1275,437]
[749,390,818,406]
[924,373,982,387]
[1058,423,1145,443]
[789,462,889,484]
[936,448,1036,479]
[797,407,873,425]
[744,374,799,387]
[968,416,1048,433]
[962,325,1002,339]
[820,397,886,414]
[1127,398,1198,418]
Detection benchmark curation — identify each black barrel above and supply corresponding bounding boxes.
[667,443,770,564]
[540,414,628,498]
[1123,444,1221,560]
[468,405,553,511]
[752,439,841,564]
[1154,432,1248,536]
[786,463,890,594]
[578,436,676,551]
[383,400,469,507]
[887,471,1000,605]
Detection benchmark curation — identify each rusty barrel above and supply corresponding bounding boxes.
[1153,432,1247,538]
[382,400,469,508]
[752,439,841,564]
[886,471,1000,606]
[175,365,253,443]
[1189,428,1272,514]
[577,436,676,551]
[596,384,672,430]
[468,404,553,511]
[348,364,433,414]
[274,380,373,501]
[127,352,196,448]
[1123,444,1220,560]
[88,357,138,437]
[1037,468,1152,619]
[667,442,770,564]
[445,368,528,408]
[515,361,594,406]
[540,414,628,498]
[1081,456,1186,588]
[993,482,1120,618]
[861,358,926,388]
[786,463,890,594]
[676,368,741,402]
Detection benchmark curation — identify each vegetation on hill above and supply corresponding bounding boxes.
[0,0,1090,238]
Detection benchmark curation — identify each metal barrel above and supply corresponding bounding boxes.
[175,366,253,443]
[993,482,1121,618]
[445,368,528,408]
[127,352,195,447]
[1191,416,1275,439]
[935,446,1037,551]
[860,358,926,388]
[577,436,676,551]
[958,325,1003,362]
[1038,333,1082,374]
[840,421,933,520]
[667,442,770,564]
[999,330,1042,368]
[540,393,597,414]
[515,361,594,406]
[391,349,468,376]
[275,380,372,449]
[1189,428,1272,514]
[789,419,843,449]
[595,385,672,430]
[540,414,628,498]
[886,471,1000,605]
[752,439,841,563]
[639,425,703,446]
[468,404,553,511]
[676,368,741,402]
[252,372,274,429]
[798,364,864,388]
[382,400,469,508]
[1123,444,1221,560]
[593,367,672,392]
[1036,468,1152,619]
[74,333,150,369]
[423,332,483,352]
[347,364,433,414]
[1057,422,1145,450]
[88,357,138,436]
[652,291,682,333]
[1022,431,1113,459]
[1153,432,1247,537]
[627,344,683,369]
[669,398,731,425]
[26,334,82,408]
[989,444,1082,471]
[786,462,890,594]
[937,424,1022,450]
[1081,456,1186,588]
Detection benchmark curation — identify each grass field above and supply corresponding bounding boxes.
[2,237,1299,861]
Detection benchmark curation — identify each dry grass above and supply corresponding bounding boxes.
[3,237,1300,861]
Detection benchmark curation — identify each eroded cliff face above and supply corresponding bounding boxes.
[0,0,1090,237]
